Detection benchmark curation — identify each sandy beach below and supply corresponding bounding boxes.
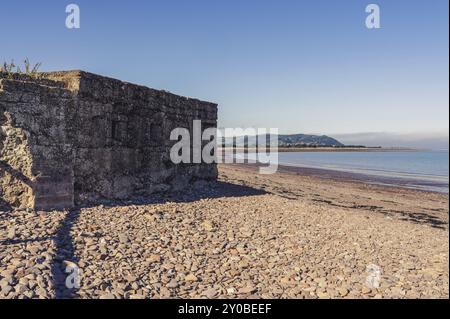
[0,163,448,299]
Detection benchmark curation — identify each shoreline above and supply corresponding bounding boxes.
[219,147,423,153]
[218,163,448,228]
[231,162,449,194]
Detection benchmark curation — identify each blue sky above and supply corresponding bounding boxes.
[1,0,448,145]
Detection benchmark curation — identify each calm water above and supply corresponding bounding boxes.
[237,151,449,193]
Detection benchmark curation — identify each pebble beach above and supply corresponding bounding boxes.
[0,164,448,299]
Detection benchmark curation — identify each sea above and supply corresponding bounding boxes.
[234,150,449,193]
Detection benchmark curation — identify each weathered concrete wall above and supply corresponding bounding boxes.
[0,74,75,210]
[0,71,218,210]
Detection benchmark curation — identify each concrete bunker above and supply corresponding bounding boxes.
[0,71,218,210]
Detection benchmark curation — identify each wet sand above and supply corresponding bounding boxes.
[238,162,449,193]
[220,163,449,230]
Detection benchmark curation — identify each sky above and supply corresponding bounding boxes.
[1,0,449,147]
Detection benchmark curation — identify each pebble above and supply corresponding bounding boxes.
[167,279,179,289]
[338,288,349,297]
[204,289,218,299]
[239,286,257,294]
[184,274,198,282]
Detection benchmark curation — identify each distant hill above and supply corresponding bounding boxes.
[277,134,344,147]
[222,134,345,147]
